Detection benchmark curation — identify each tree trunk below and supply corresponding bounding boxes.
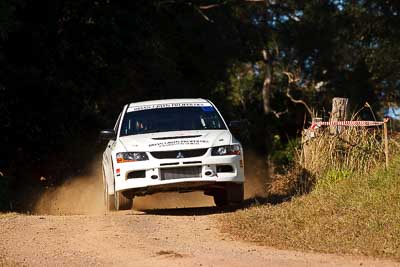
[330,97,349,134]
[262,49,272,114]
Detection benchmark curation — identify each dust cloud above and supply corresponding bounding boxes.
[33,150,269,214]
[34,161,105,215]
[243,150,270,199]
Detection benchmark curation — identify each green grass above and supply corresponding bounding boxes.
[220,156,400,260]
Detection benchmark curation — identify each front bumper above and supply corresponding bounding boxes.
[114,154,244,194]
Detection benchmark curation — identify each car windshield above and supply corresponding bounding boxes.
[120,106,227,136]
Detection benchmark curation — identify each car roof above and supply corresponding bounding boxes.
[128,98,209,107]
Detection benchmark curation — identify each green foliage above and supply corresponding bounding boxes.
[315,169,353,191]
[0,0,16,39]
[271,136,300,169]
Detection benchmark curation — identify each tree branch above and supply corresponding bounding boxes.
[194,6,214,22]
[271,108,288,119]
[262,49,272,114]
[282,71,313,117]
[198,3,224,10]
[244,0,267,2]
[199,0,267,9]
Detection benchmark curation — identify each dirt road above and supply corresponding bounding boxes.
[1,206,398,267]
[1,158,398,266]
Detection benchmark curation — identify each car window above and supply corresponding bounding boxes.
[120,106,226,136]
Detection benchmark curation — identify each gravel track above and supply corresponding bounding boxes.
[0,208,398,267]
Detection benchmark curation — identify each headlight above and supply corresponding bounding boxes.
[116,152,149,163]
[211,145,241,156]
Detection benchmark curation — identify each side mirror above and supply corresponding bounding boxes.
[228,121,241,135]
[100,129,116,140]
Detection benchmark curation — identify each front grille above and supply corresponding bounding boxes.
[150,149,208,159]
[160,166,202,180]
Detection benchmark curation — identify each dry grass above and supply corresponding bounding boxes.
[266,127,387,199]
[302,127,384,176]
[267,166,314,197]
[0,212,19,219]
[220,128,400,260]
[221,156,400,259]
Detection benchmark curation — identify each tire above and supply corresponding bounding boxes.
[104,182,115,212]
[213,183,244,207]
[103,168,115,212]
[108,163,133,211]
[213,190,229,207]
[114,189,133,211]
[227,183,244,204]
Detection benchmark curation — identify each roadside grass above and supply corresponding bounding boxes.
[301,127,384,177]
[221,155,400,260]
[221,127,400,260]
[0,212,19,219]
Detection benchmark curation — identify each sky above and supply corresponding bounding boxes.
[385,107,400,120]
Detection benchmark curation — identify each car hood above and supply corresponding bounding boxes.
[118,130,232,152]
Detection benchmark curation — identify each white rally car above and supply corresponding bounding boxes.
[100,98,244,210]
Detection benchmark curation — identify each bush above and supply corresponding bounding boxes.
[270,135,300,171]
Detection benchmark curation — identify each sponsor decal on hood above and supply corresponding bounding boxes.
[118,130,231,152]
[149,139,209,148]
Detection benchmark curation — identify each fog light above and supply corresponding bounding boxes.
[216,165,234,173]
[127,170,145,179]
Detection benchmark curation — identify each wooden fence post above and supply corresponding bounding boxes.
[384,119,389,169]
[330,97,349,134]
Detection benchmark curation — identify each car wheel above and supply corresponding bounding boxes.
[104,182,115,212]
[213,189,229,207]
[114,189,133,211]
[213,183,244,207]
[227,183,244,204]
[103,169,115,212]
